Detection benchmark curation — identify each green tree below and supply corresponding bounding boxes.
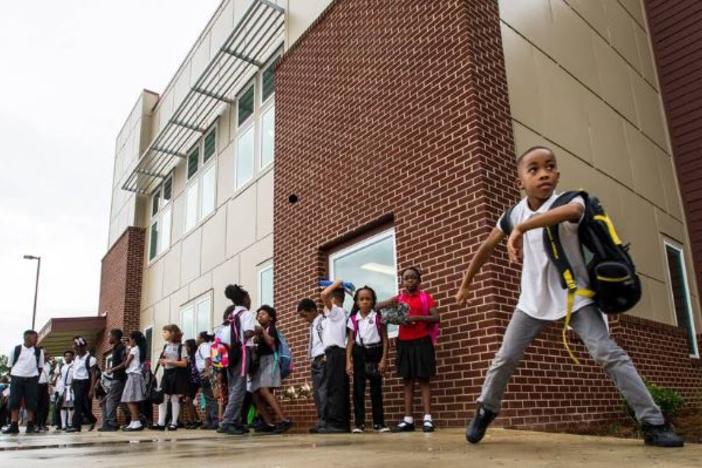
[0,354,8,378]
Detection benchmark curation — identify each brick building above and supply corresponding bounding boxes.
[39,0,702,432]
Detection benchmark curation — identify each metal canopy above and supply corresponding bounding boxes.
[122,0,285,194]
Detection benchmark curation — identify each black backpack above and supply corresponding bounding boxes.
[501,191,642,362]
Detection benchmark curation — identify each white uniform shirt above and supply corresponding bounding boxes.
[497,193,593,321]
[322,305,348,350]
[38,365,50,384]
[57,363,74,395]
[195,342,211,372]
[72,353,97,381]
[230,306,256,348]
[347,310,382,346]
[309,315,325,359]
[126,347,142,374]
[9,345,44,378]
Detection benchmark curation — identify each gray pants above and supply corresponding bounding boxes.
[199,372,218,426]
[311,356,327,426]
[221,359,247,427]
[478,305,664,425]
[103,379,125,428]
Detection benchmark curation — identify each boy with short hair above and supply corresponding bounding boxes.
[455,146,683,448]
[297,298,327,432]
[3,330,44,434]
[99,328,127,431]
[316,280,351,433]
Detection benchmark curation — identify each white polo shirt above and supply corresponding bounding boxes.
[195,342,211,372]
[9,345,44,378]
[72,353,97,381]
[38,365,50,384]
[497,192,593,321]
[309,314,325,359]
[322,305,348,350]
[57,363,74,394]
[347,310,382,346]
[126,347,142,374]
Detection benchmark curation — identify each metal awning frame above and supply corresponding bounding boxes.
[122,0,285,194]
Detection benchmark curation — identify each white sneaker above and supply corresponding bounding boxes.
[373,425,390,433]
[352,426,364,433]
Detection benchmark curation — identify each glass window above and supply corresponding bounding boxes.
[163,176,173,202]
[665,243,699,357]
[151,190,160,216]
[201,164,216,219]
[182,305,194,342]
[260,105,275,169]
[238,85,254,126]
[236,126,255,188]
[258,264,274,307]
[329,229,398,335]
[159,207,171,255]
[144,327,153,362]
[262,58,278,103]
[185,181,199,232]
[196,297,211,335]
[149,222,158,261]
[181,293,212,341]
[187,147,199,179]
[203,128,216,163]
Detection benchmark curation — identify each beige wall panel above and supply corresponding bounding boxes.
[616,187,665,282]
[157,92,174,135]
[152,298,171,351]
[499,0,555,58]
[634,26,658,89]
[169,286,190,318]
[256,170,274,239]
[646,277,675,326]
[212,255,240,321]
[189,272,213,300]
[171,193,185,242]
[618,0,647,29]
[139,307,153,334]
[565,0,609,39]
[190,36,212,86]
[225,186,257,257]
[605,1,642,71]
[211,0,235,57]
[239,234,274,307]
[217,108,231,153]
[584,93,632,185]
[162,243,182,296]
[550,0,601,94]
[217,141,235,208]
[181,228,202,285]
[630,274,654,321]
[655,209,686,245]
[592,34,637,123]
[512,121,546,155]
[172,64,192,112]
[142,259,164,309]
[624,123,665,207]
[287,0,334,47]
[629,70,668,149]
[201,208,227,273]
[502,25,545,132]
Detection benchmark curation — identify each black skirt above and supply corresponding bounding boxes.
[161,368,190,396]
[396,336,435,380]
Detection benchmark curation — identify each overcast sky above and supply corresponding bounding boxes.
[0,0,221,354]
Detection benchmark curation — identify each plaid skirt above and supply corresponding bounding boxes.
[121,373,146,403]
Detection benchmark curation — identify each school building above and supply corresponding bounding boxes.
[38,0,702,431]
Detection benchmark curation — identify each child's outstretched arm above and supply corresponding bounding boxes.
[455,227,505,304]
[345,329,354,377]
[507,203,583,263]
[376,296,398,310]
[321,279,344,310]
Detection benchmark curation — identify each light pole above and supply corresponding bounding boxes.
[23,255,41,330]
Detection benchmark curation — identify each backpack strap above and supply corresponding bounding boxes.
[12,345,21,367]
[35,347,42,371]
[350,313,359,342]
[542,191,594,365]
[499,204,518,236]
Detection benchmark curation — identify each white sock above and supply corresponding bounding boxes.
[158,399,168,426]
[170,395,181,425]
[67,410,73,426]
[424,414,432,422]
[60,410,67,428]
[131,420,142,428]
[403,416,414,424]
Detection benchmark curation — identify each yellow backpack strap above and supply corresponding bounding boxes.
[561,270,595,365]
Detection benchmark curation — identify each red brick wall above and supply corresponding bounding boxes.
[273,0,702,433]
[92,226,145,424]
[645,0,702,298]
[274,0,521,429]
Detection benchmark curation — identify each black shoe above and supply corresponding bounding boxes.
[273,420,293,434]
[123,425,145,432]
[2,423,19,434]
[422,420,435,433]
[64,427,81,433]
[391,421,415,433]
[25,424,38,434]
[316,425,349,434]
[88,422,96,432]
[149,424,166,431]
[641,423,684,448]
[255,423,276,434]
[200,423,218,430]
[225,425,249,435]
[167,424,178,431]
[97,426,119,432]
[466,404,498,444]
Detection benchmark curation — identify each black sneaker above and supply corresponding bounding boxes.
[225,425,249,435]
[25,424,38,434]
[149,424,166,431]
[2,423,19,434]
[466,404,497,444]
[255,423,276,434]
[391,421,415,433]
[316,425,349,434]
[274,420,293,434]
[641,423,684,448]
[97,426,119,432]
[64,427,81,433]
[422,420,435,433]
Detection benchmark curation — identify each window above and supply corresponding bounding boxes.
[238,84,255,126]
[258,263,274,307]
[144,326,153,362]
[262,57,277,103]
[148,173,173,261]
[184,126,217,233]
[664,242,699,357]
[260,104,275,169]
[181,292,212,341]
[329,228,398,336]
[236,126,255,188]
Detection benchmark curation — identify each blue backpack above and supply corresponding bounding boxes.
[274,331,294,380]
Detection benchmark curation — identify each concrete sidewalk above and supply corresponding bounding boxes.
[0,428,699,467]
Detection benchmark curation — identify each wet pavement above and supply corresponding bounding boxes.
[0,427,700,467]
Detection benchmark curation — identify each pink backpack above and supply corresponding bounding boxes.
[398,290,440,345]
